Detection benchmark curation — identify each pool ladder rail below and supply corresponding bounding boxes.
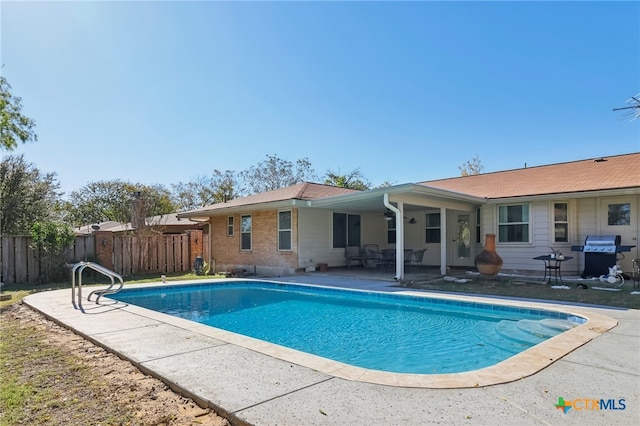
[71,262,124,307]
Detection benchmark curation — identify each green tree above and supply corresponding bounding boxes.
[65,180,176,226]
[172,169,239,211]
[30,220,75,283]
[0,75,37,151]
[324,168,370,190]
[0,155,62,234]
[458,154,484,176]
[239,154,318,195]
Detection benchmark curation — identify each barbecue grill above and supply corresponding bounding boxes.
[572,235,634,278]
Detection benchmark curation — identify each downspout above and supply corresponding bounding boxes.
[383,193,404,280]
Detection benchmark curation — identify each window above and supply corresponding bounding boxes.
[553,202,568,243]
[332,213,361,248]
[241,215,252,250]
[476,208,481,244]
[387,217,396,244]
[425,212,441,243]
[498,204,530,243]
[608,203,630,225]
[278,210,292,251]
[227,216,234,236]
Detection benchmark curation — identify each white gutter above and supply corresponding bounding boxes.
[383,193,404,281]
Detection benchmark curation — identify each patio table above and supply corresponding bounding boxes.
[533,255,573,285]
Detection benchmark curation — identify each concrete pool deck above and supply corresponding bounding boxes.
[24,275,640,425]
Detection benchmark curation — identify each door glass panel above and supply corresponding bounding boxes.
[457,214,471,258]
[608,203,630,225]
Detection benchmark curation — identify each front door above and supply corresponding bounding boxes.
[599,196,639,273]
[449,212,473,267]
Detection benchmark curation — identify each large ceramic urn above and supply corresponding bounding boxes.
[474,234,503,276]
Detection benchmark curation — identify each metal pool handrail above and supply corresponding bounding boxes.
[71,262,124,307]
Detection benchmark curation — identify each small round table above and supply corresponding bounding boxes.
[533,255,573,285]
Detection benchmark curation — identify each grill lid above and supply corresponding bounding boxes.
[583,235,621,253]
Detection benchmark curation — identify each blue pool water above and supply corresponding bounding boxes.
[108,281,585,374]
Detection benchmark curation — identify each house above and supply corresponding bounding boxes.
[177,153,640,279]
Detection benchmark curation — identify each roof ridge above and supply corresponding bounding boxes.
[294,182,311,199]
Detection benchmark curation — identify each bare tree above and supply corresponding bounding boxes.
[239,154,318,194]
[458,154,484,176]
[172,170,239,211]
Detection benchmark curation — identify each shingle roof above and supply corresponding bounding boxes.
[182,182,359,215]
[421,152,640,199]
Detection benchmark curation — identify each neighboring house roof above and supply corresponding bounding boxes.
[421,152,640,199]
[179,182,359,217]
[74,221,122,234]
[75,213,205,234]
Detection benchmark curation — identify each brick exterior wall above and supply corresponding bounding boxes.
[185,229,203,270]
[93,231,114,270]
[210,208,298,276]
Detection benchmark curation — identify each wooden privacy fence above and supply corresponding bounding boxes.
[113,234,189,276]
[1,235,95,285]
[1,232,209,284]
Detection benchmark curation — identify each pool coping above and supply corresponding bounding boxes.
[33,278,619,390]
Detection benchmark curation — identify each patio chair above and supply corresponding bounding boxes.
[364,244,383,268]
[345,246,366,269]
[380,248,396,271]
[405,249,427,271]
[632,259,640,289]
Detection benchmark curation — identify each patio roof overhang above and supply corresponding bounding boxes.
[306,183,487,213]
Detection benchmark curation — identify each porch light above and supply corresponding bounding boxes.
[384,210,394,221]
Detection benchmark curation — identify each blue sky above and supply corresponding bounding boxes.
[2,1,639,197]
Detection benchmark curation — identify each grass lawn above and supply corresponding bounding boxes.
[0,271,224,309]
[401,275,640,310]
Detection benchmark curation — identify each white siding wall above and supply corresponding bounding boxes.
[297,208,334,269]
[482,198,605,275]
[297,209,415,268]
[297,195,607,274]
[361,214,390,249]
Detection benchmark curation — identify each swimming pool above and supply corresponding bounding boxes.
[108,280,585,374]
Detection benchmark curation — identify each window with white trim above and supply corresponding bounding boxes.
[240,215,252,250]
[387,216,396,244]
[278,210,292,251]
[498,204,530,243]
[425,212,441,244]
[332,213,361,248]
[227,216,234,236]
[553,202,569,243]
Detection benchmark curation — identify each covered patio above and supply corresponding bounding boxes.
[307,184,487,280]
